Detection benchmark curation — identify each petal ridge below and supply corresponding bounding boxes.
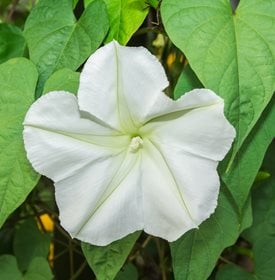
[23,91,127,182]
[71,150,142,238]
[145,138,198,227]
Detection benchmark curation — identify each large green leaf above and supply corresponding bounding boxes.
[24,0,109,96]
[170,187,249,280]
[0,24,25,64]
[0,58,39,227]
[82,232,140,280]
[85,0,149,45]
[13,218,51,272]
[222,96,275,208]
[161,0,275,164]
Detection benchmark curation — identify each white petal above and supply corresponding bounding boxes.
[23,91,129,182]
[141,89,235,161]
[142,139,219,241]
[78,41,169,132]
[56,151,143,246]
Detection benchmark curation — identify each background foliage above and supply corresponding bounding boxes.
[0,0,274,279]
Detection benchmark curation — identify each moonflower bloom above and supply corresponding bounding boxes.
[23,41,235,246]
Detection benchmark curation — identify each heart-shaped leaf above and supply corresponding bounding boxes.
[161,0,275,166]
[24,0,109,96]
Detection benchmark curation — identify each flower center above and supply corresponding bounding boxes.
[129,136,143,152]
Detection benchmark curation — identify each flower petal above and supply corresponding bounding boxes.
[23,91,129,182]
[141,89,235,161]
[56,151,143,246]
[142,139,219,241]
[78,41,169,132]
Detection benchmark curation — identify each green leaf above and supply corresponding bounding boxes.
[82,232,140,280]
[243,140,275,243]
[0,23,25,64]
[0,255,52,280]
[216,264,253,280]
[73,0,79,8]
[216,237,275,280]
[161,0,275,163]
[0,255,21,280]
[146,0,159,9]
[0,58,39,228]
[218,142,275,280]
[251,237,275,280]
[13,218,51,272]
[43,68,80,95]
[222,96,275,208]
[173,64,203,100]
[24,0,109,96]
[170,187,243,280]
[85,0,149,45]
[23,257,53,280]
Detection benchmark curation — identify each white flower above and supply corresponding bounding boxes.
[23,41,235,246]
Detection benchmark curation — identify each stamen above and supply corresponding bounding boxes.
[129,136,143,152]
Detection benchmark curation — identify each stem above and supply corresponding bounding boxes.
[70,261,87,280]
[141,236,153,248]
[69,239,74,277]
[156,239,167,280]
[29,204,47,232]
[219,256,234,265]
[53,238,69,248]
[52,249,69,260]
[128,235,152,262]
[134,27,160,36]
[55,223,71,239]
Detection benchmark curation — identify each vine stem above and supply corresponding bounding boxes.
[128,235,152,262]
[219,256,234,265]
[69,238,74,278]
[6,0,19,22]
[156,238,167,280]
[70,261,87,280]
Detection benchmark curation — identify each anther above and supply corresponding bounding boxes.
[129,136,143,152]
